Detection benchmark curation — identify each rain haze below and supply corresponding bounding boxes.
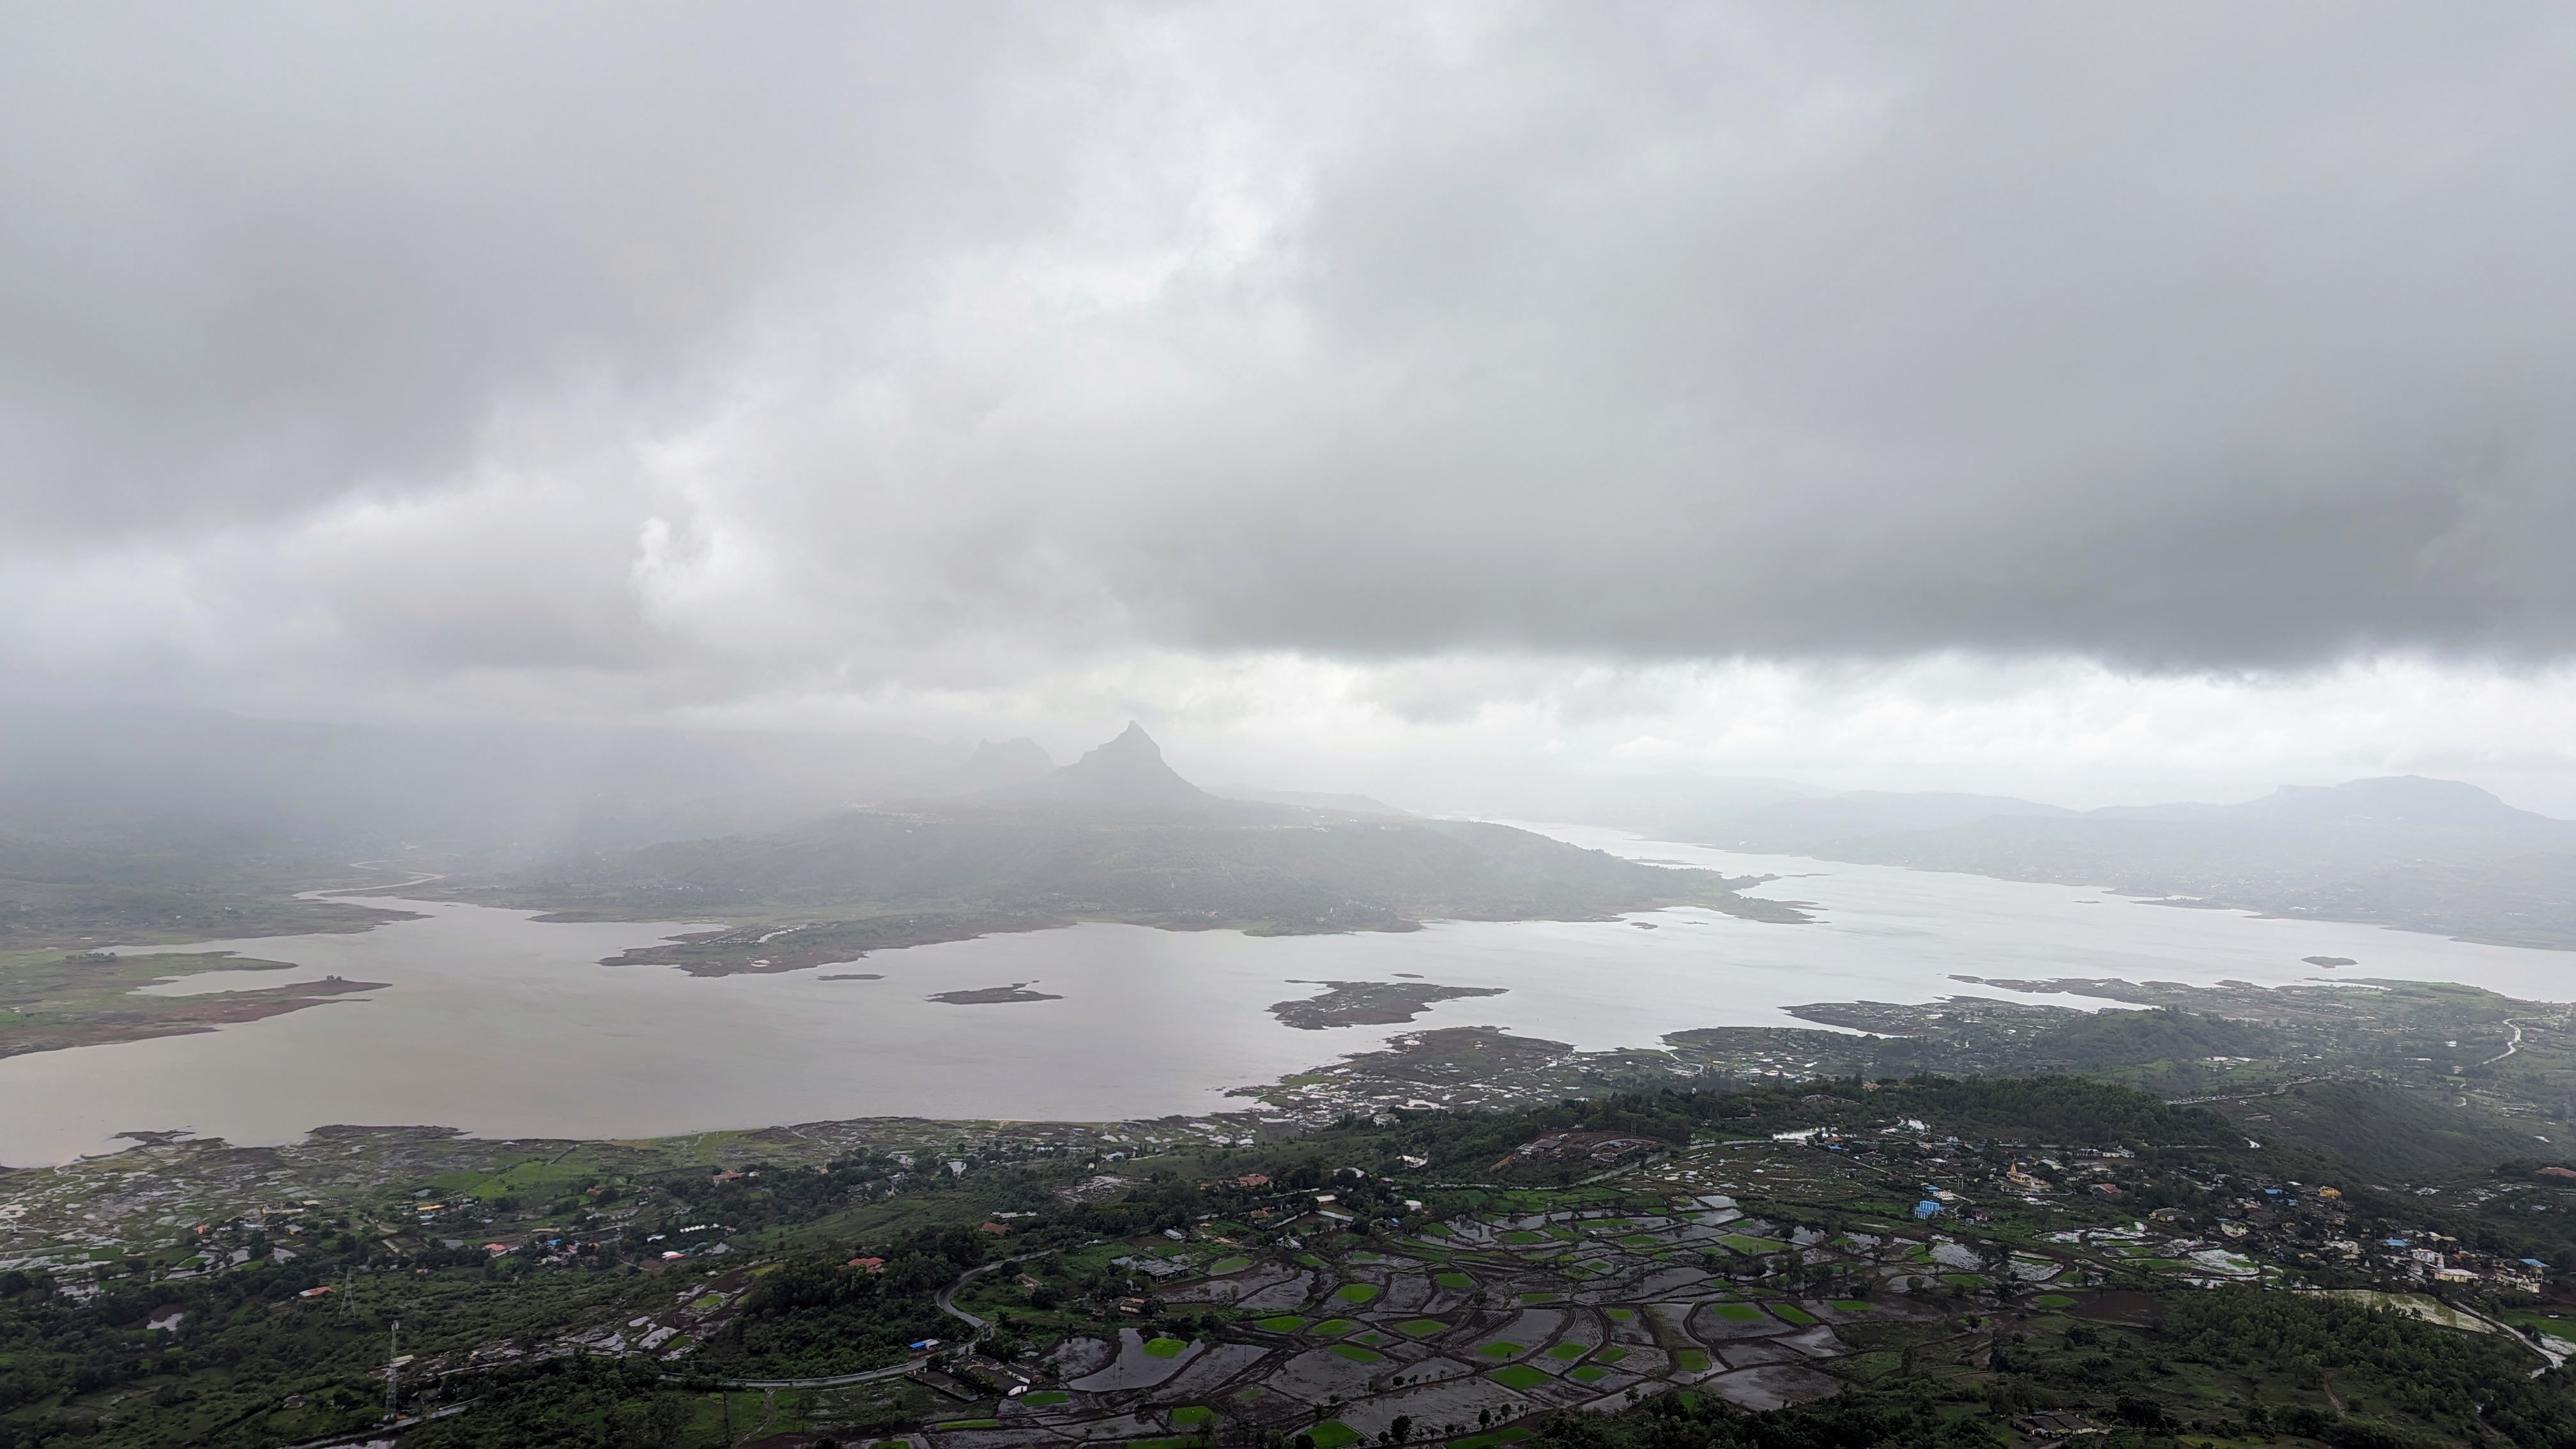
[17,15,2576,1444]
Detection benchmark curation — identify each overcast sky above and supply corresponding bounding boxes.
[6,3,2576,809]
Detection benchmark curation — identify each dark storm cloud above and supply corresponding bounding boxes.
[5,2,2575,693]
[0,3,1041,533]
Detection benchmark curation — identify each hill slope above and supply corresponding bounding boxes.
[470,727,1804,972]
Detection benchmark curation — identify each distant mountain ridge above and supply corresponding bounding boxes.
[2098,776,2573,833]
[1713,790,2076,853]
[1213,787,1411,817]
[1629,773,2576,951]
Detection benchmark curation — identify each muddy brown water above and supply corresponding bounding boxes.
[3,824,2566,1164]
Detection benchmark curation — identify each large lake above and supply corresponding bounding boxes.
[6,824,2570,1165]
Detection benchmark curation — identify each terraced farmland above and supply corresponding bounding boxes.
[976,1197,1961,1446]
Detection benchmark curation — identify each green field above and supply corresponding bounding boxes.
[1675,1349,1712,1372]
[1487,1364,1549,1390]
[1435,1271,1475,1289]
[1447,1429,1534,1448]
[1328,1343,1386,1364]
[1208,1255,1254,1274]
[1171,1405,1215,1427]
[1769,1303,1816,1326]
[1142,1336,1189,1359]
[1397,1319,1448,1337]
[1828,1300,1873,1313]
[1476,1341,1524,1359]
[1334,1283,1381,1303]
[1571,1365,1610,1383]
[1545,1342,1588,1361]
[1710,1302,1765,1322]
[1020,1391,1068,1406]
[1254,1315,1308,1333]
[1605,1308,1635,1322]
[2033,1294,2077,1309]
[1308,1422,1362,1449]
[1312,1317,1359,1336]
[2502,1312,2576,1341]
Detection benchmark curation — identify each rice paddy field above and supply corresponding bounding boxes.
[904,1194,1973,1446]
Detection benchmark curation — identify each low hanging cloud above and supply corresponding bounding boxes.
[5,2,2576,721]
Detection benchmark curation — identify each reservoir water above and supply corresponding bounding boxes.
[5,824,2570,1164]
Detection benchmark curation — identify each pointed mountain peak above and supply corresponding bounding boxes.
[1054,723,1205,801]
[984,723,1209,806]
[1085,721,1161,761]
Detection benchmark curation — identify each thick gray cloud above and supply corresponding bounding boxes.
[4,0,2576,710]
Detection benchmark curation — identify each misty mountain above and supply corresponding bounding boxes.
[2095,775,2576,833]
[0,700,990,942]
[949,737,1056,792]
[1506,772,1829,838]
[981,721,1211,807]
[467,726,1801,969]
[1699,790,2076,853]
[1640,772,2576,950]
[1214,787,1411,816]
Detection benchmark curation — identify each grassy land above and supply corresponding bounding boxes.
[0,946,392,1059]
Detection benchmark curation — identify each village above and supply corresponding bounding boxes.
[15,1077,2576,1447]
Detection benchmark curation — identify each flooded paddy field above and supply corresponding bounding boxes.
[4,825,2566,1164]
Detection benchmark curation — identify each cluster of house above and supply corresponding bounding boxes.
[2312,1232,2549,1291]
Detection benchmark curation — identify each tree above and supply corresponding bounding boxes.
[880,1252,953,1298]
